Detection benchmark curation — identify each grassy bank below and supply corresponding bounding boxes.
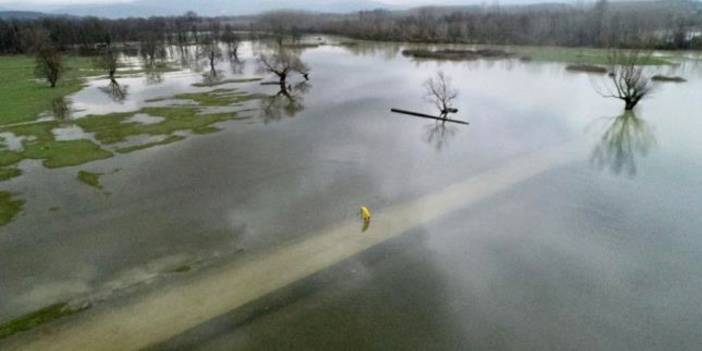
[341,38,677,65]
[0,55,100,126]
[0,303,89,340]
[0,191,24,226]
[508,46,671,65]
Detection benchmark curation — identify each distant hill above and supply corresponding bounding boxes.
[0,0,700,19]
[608,0,702,12]
[0,11,47,20]
[45,0,393,18]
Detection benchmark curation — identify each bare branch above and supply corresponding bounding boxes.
[423,71,459,117]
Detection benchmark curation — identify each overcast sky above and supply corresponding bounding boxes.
[0,0,548,5]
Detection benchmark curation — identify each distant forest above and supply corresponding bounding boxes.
[1,0,701,54]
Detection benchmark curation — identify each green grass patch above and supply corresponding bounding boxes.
[514,46,671,65]
[565,64,608,74]
[171,89,264,106]
[115,135,186,154]
[191,77,263,87]
[0,150,23,167]
[3,121,60,144]
[22,139,113,169]
[0,55,99,125]
[0,302,89,340]
[402,48,514,60]
[0,191,24,226]
[77,107,247,145]
[171,265,192,273]
[651,75,687,83]
[77,170,103,189]
[0,121,113,184]
[115,63,180,76]
[0,167,22,181]
[192,126,221,134]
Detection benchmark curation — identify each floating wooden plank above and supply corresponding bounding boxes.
[390,108,469,125]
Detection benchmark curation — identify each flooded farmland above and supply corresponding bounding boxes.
[2,39,702,350]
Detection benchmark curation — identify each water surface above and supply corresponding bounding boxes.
[1,39,702,350]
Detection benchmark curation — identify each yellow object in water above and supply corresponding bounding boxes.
[360,206,372,222]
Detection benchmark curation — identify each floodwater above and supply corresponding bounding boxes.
[1,39,702,350]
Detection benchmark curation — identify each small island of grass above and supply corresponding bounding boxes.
[77,170,103,189]
[565,64,608,74]
[652,75,687,83]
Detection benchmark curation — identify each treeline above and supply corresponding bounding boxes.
[253,0,702,49]
[0,11,245,54]
[1,0,701,55]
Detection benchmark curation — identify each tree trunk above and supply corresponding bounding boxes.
[624,98,638,110]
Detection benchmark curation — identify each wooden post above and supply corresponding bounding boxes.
[390,108,469,125]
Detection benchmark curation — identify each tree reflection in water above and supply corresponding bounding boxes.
[421,71,460,151]
[424,121,458,151]
[260,81,309,123]
[230,57,245,75]
[200,68,223,86]
[99,78,129,103]
[51,97,71,121]
[591,111,656,177]
[144,68,164,85]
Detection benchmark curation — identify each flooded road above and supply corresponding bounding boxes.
[2,39,702,350]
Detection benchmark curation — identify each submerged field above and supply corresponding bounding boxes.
[1,38,702,350]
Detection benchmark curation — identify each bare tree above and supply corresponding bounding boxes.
[597,50,653,110]
[99,79,128,102]
[144,68,164,85]
[140,34,164,67]
[96,46,118,79]
[34,44,64,88]
[220,24,241,61]
[423,71,458,118]
[260,82,308,123]
[199,33,222,77]
[258,46,309,92]
[51,97,71,121]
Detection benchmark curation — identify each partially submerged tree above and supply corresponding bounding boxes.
[144,68,164,85]
[99,79,128,102]
[94,45,128,100]
[96,46,118,79]
[140,34,165,67]
[230,58,245,75]
[34,44,64,88]
[220,24,241,61]
[258,46,309,91]
[423,71,458,118]
[260,81,309,123]
[597,50,653,110]
[51,97,71,121]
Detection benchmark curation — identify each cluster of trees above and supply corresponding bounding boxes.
[3,0,701,57]
[5,13,246,89]
[0,12,247,55]
[253,1,702,49]
[3,1,692,113]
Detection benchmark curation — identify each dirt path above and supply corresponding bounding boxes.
[5,142,583,351]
